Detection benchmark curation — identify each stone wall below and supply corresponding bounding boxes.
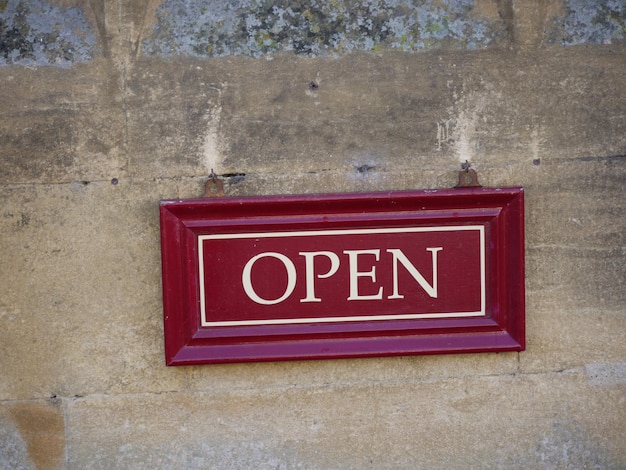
[1,0,625,468]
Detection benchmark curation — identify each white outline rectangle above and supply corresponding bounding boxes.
[198,226,485,327]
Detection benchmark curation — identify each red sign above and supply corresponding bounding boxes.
[160,188,524,365]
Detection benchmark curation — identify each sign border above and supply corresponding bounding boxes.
[160,187,525,365]
[198,225,486,327]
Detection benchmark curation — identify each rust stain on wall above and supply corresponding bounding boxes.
[6,401,65,470]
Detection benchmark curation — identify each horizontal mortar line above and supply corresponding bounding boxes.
[1,182,93,188]
[0,176,197,188]
[226,116,439,124]
[4,152,623,189]
[0,390,182,405]
[0,178,195,189]
[553,154,626,163]
[528,244,625,252]
[1,169,441,188]
[0,368,587,404]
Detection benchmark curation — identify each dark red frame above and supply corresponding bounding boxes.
[160,187,525,365]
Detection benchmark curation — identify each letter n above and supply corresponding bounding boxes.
[387,248,443,299]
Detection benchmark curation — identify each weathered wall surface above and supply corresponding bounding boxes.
[1,0,625,468]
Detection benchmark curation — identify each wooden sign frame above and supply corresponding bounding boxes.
[160,187,525,365]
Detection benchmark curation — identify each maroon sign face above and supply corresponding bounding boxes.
[160,188,524,365]
[200,227,484,326]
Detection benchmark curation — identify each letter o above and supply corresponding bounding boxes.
[242,252,297,305]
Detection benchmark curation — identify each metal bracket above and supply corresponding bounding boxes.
[203,169,225,197]
[455,161,482,188]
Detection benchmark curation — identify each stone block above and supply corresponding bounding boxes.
[0,63,126,185]
[522,303,625,374]
[124,44,625,186]
[65,371,626,468]
[184,352,519,397]
[125,59,223,179]
[0,180,186,400]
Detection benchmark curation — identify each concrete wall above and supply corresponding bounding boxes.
[1,0,625,468]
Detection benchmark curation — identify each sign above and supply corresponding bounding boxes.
[160,188,524,365]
